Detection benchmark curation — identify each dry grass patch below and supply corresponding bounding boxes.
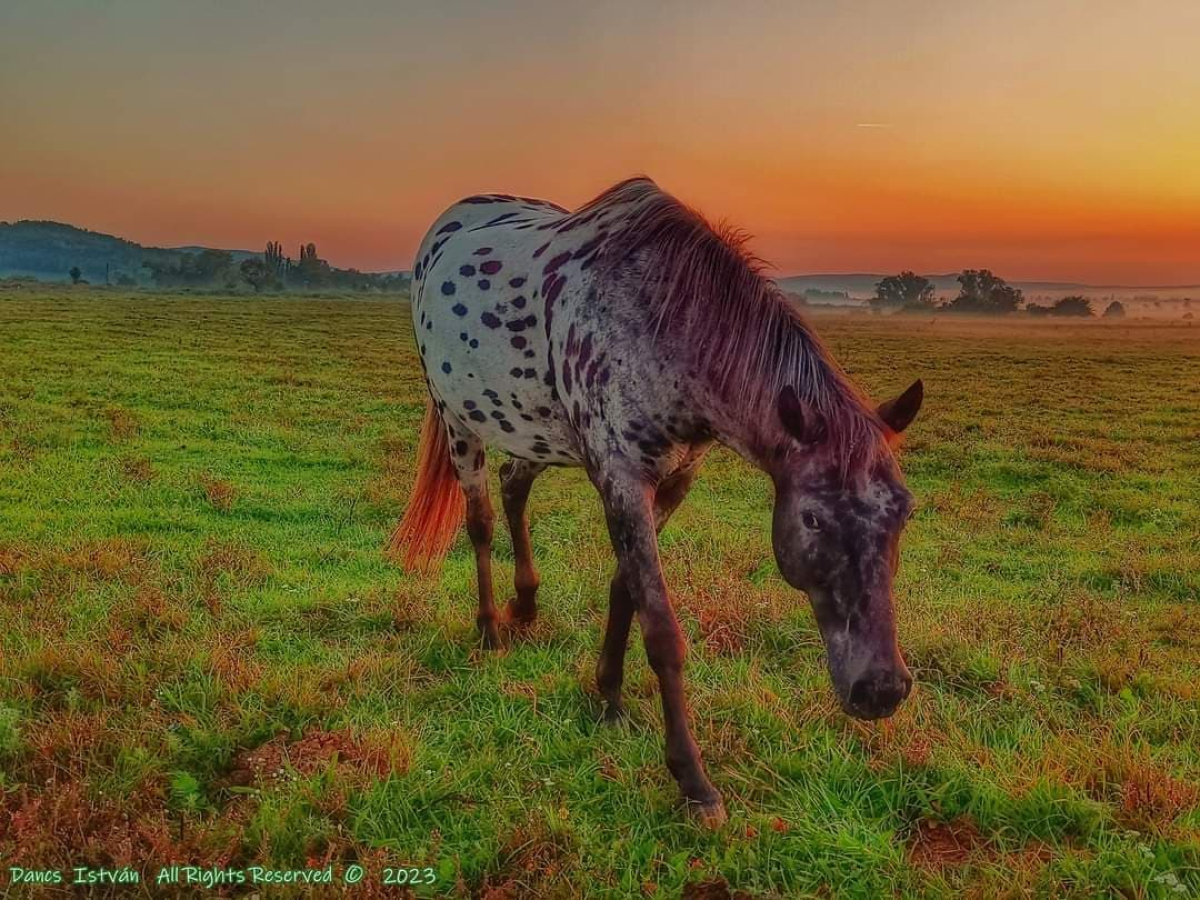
[103,406,139,441]
[226,728,411,790]
[1,776,245,874]
[679,876,754,900]
[120,454,155,483]
[0,543,29,576]
[479,813,576,899]
[200,474,237,512]
[196,538,272,610]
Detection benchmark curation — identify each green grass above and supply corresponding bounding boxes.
[1,286,1198,897]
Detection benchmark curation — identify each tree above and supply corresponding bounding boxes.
[240,258,271,292]
[1103,301,1126,318]
[142,250,234,287]
[946,269,1023,314]
[69,266,82,284]
[872,271,935,310]
[1047,295,1093,317]
[265,240,286,278]
[192,249,233,284]
[291,242,330,288]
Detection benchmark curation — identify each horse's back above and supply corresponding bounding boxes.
[412,194,583,465]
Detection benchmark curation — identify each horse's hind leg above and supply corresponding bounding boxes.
[597,464,698,721]
[450,431,501,649]
[499,459,546,626]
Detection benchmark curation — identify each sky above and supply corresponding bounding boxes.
[2,0,1198,283]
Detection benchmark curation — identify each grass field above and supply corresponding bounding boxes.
[1,287,1198,898]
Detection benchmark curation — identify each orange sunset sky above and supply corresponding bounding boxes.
[2,1,1198,284]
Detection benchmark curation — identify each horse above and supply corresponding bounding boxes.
[390,177,924,826]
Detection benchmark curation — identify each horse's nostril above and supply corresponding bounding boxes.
[848,678,873,709]
[848,671,911,716]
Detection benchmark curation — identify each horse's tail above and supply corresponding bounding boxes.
[387,400,464,573]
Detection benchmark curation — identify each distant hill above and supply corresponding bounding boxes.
[0,220,416,287]
[0,220,239,284]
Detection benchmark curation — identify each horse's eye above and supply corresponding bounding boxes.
[801,512,821,531]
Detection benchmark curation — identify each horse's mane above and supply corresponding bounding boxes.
[581,177,894,479]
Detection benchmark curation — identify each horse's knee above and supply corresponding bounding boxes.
[640,611,685,674]
[467,519,491,547]
[515,569,540,595]
[465,499,493,547]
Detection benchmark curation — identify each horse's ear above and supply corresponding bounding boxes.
[877,379,924,434]
[778,385,828,446]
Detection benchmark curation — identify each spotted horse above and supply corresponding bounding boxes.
[390,177,925,826]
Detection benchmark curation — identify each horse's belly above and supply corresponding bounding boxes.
[415,250,580,465]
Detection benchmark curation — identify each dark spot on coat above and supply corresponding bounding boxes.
[544,274,565,306]
[543,251,571,274]
[481,312,501,328]
[459,264,476,277]
[480,260,502,275]
[441,281,456,296]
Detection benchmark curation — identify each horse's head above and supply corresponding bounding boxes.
[769,380,923,720]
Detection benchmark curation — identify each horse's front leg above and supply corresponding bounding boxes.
[597,465,699,721]
[595,469,725,826]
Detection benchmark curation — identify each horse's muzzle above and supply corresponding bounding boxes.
[844,667,913,720]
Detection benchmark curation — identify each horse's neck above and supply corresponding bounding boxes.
[672,364,785,475]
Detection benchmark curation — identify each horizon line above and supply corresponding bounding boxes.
[5,218,1198,291]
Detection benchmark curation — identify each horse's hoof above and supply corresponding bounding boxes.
[480,627,503,651]
[503,599,537,628]
[687,796,727,829]
[601,701,627,725]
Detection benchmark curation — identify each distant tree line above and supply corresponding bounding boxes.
[869,270,1129,318]
[870,269,1025,314]
[1028,296,1095,317]
[142,249,238,288]
[144,241,409,293]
